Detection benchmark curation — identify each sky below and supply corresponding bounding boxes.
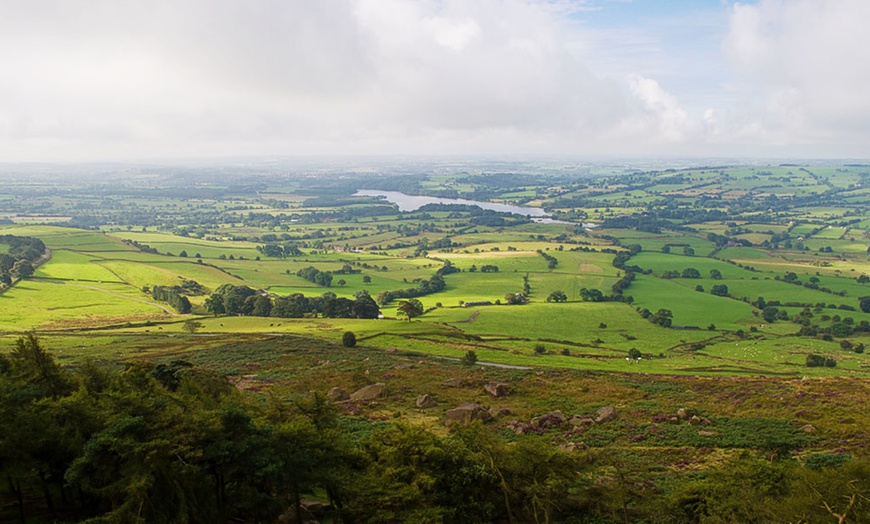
[0,0,868,162]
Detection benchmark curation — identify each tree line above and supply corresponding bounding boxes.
[204,284,381,319]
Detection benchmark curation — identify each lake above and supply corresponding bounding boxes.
[354,190,548,217]
[354,189,595,227]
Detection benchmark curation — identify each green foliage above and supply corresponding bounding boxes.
[461,350,478,365]
[546,290,567,302]
[342,331,357,348]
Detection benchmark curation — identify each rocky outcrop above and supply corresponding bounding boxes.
[351,382,386,401]
[445,403,492,426]
[416,394,438,409]
[594,406,617,423]
[485,382,510,398]
[327,387,349,402]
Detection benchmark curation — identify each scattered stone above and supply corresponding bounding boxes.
[445,403,492,426]
[416,394,438,409]
[395,363,415,370]
[385,348,398,354]
[327,386,349,402]
[569,415,595,427]
[442,378,462,388]
[485,382,510,398]
[300,499,330,515]
[489,407,511,419]
[689,415,702,426]
[506,420,530,435]
[558,441,588,452]
[351,382,386,401]
[667,416,680,424]
[594,406,617,424]
[801,424,817,433]
[697,430,718,437]
[676,408,689,420]
[532,410,567,429]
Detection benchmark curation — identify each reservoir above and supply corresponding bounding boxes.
[354,189,549,217]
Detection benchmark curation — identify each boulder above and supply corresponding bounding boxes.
[801,424,817,433]
[594,406,617,424]
[442,378,463,388]
[531,410,567,429]
[351,382,386,401]
[489,407,512,419]
[300,499,330,515]
[506,420,530,435]
[485,381,510,398]
[416,394,438,409]
[676,408,689,420]
[569,415,595,427]
[445,403,492,426]
[327,387,349,402]
[558,441,589,452]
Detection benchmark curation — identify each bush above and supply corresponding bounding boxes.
[534,344,546,354]
[461,350,478,366]
[342,331,357,348]
[806,353,836,368]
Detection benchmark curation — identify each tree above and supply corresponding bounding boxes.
[182,319,204,334]
[681,268,701,279]
[461,350,478,365]
[710,269,723,279]
[683,246,695,256]
[860,297,870,314]
[661,245,670,254]
[11,260,34,279]
[628,348,642,360]
[397,299,424,320]
[204,295,226,317]
[711,284,729,297]
[342,331,357,348]
[362,275,372,284]
[337,279,346,287]
[546,290,567,303]
[580,288,604,302]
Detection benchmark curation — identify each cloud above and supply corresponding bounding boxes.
[3,0,861,161]
[723,0,870,152]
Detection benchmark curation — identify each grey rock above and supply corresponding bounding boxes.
[445,403,492,426]
[442,378,462,388]
[351,382,386,401]
[416,394,438,409]
[569,415,595,427]
[676,408,689,420]
[485,381,510,398]
[594,406,617,423]
[327,387,349,402]
[801,424,817,433]
[558,441,589,452]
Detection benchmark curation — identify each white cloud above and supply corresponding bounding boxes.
[0,0,863,161]
[723,0,870,152]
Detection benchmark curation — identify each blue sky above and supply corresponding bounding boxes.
[0,0,866,161]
